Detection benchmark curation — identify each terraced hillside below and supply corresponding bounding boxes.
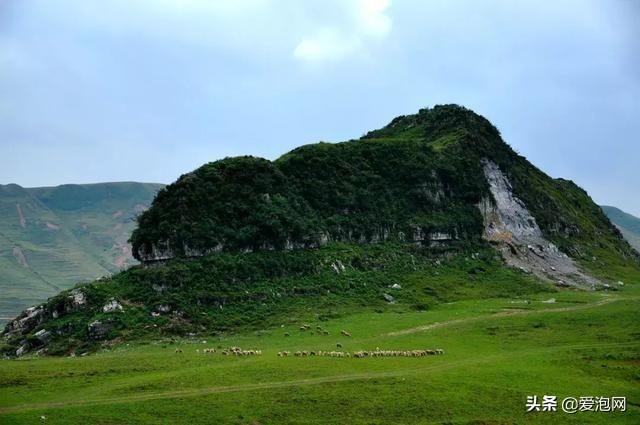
[0,182,163,321]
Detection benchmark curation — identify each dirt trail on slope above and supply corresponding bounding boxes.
[385,295,627,337]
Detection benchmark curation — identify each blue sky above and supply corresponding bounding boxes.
[1,0,639,215]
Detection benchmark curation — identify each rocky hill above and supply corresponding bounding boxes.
[0,182,163,321]
[3,105,638,357]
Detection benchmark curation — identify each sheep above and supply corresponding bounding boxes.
[340,330,352,337]
[284,332,290,337]
[175,348,183,353]
[277,347,442,359]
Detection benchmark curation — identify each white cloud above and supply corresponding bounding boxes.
[294,0,392,62]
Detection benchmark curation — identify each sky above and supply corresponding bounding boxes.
[1,0,639,215]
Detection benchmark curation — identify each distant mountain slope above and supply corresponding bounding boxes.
[0,182,163,321]
[602,205,640,252]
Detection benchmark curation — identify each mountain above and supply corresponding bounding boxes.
[0,182,163,321]
[601,205,640,252]
[3,105,638,357]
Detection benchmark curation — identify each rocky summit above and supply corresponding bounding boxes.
[3,105,638,357]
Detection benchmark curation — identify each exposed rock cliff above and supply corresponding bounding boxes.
[478,159,601,288]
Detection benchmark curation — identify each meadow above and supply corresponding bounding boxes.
[1,284,638,424]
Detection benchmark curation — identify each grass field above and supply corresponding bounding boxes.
[1,284,638,424]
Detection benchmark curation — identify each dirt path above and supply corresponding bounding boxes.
[386,295,628,337]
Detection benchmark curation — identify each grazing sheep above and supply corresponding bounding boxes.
[323,331,330,335]
[277,347,442,360]
[175,348,183,353]
[340,330,352,337]
[284,332,290,337]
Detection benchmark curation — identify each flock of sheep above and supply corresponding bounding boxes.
[277,348,444,358]
[177,327,444,360]
[195,346,263,356]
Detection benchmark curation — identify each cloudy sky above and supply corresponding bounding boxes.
[1,0,639,215]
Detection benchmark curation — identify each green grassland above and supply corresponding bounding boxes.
[1,271,638,424]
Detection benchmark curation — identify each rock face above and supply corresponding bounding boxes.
[102,299,123,313]
[87,320,112,340]
[478,159,600,288]
[3,306,45,337]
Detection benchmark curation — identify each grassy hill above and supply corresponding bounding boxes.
[1,105,639,423]
[602,206,640,252]
[2,105,638,360]
[0,182,163,321]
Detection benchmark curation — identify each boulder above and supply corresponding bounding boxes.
[4,306,45,336]
[102,299,123,313]
[383,293,395,303]
[156,304,171,313]
[69,290,86,307]
[87,320,112,339]
[16,343,29,357]
[34,329,52,343]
